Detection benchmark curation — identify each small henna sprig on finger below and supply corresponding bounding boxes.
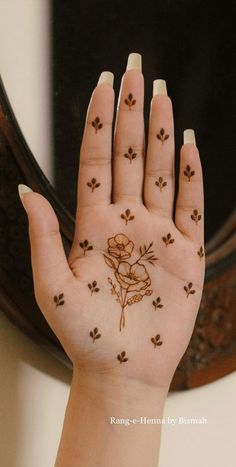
[88,281,100,295]
[120,208,135,225]
[157,128,169,144]
[124,147,137,163]
[184,282,196,297]
[151,334,163,348]
[89,327,101,343]
[191,209,201,225]
[184,164,195,181]
[117,351,128,364]
[124,93,136,110]
[162,233,175,247]
[91,116,103,133]
[87,178,101,192]
[197,246,204,259]
[155,177,167,192]
[54,293,65,307]
[152,296,163,310]
[79,239,93,255]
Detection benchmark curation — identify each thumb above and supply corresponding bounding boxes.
[18,184,73,295]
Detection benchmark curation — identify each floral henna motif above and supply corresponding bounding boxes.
[91,116,103,133]
[191,209,201,225]
[197,246,204,259]
[54,293,65,307]
[124,93,136,110]
[103,234,156,331]
[157,128,169,144]
[79,239,93,255]
[120,209,135,225]
[184,164,195,181]
[155,177,167,192]
[184,282,196,297]
[124,147,137,163]
[151,334,163,348]
[87,178,101,192]
[162,233,175,247]
[89,327,101,342]
[88,281,100,295]
[117,351,128,364]
[152,297,163,310]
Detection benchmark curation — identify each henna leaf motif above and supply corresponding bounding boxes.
[120,208,135,225]
[151,334,163,348]
[191,209,201,225]
[104,255,116,270]
[184,282,196,297]
[79,239,93,255]
[155,177,167,191]
[184,164,195,181]
[88,280,100,295]
[87,177,101,192]
[152,297,163,310]
[124,147,137,163]
[162,233,175,247]
[54,293,64,307]
[197,246,204,259]
[117,351,128,363]
[89,327,101,342]
[91,116,103,133]
[157,128,169,144]
[124,93,136,109]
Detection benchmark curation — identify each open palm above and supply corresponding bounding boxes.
[20,54,204,389]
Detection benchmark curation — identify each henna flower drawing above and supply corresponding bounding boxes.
[104,234,157,331]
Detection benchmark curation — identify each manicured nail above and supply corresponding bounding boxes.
[153,79,167,96]
[126,53,142,71]
[184,129,196,145]
[18,184,33,202]
[97,71,114,87]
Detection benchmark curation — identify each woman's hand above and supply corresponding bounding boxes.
[19,53,205,467]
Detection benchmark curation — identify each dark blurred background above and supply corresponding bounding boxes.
[52,0,236,242]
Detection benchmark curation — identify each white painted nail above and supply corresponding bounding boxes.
[97,71,114,87]
[153,79,167,96]
[126,53,142,71]
[184,129,196,145]
[18,184,33,202]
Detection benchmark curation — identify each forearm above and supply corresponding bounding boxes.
[55,369,169,467]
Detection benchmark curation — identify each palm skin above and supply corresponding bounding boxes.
[20,59,205,390]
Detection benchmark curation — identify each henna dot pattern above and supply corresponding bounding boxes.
[87,178,101,192]
[89,327,101,343]
[184,282,196,297]
[157,128,169,144]
[88,281,100,295]
[79,239,93,255]
[197,246,204,259]
[120,208,135,225]
[117,351,128,364]
[151,334,163,348]
[124,147,137,163]
[184,164,195,181]
[191,209,202,225]
[155,177,167,192]
[162,233,175,247]
[152,297,163,310]
[91,116,103,133]
[124,93,136,110]
[54,293,65,307]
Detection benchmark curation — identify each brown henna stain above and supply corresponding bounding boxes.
[151,334,163,348]
[89,327,101,343]
[184,282,196,297]
[152,297,163,310]
[124,147,137,163]
[120,209,135,225]
[157,128,169,144]
[88,281,100,295]
[117,351,128,364]
[80,240,93,255]
[54,293,64,307]
[162,233,175,247]
[87,178,101,192]
[197,246,204,259]
[124,93,136,110]
[184,165,195,181]
[91,116,103,133]
[103,234,156,331]
[155,177,167,192]
[191,209,202,225]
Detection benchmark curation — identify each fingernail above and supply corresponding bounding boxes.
[126,53,142,71]
[153,79,167,96]
[184,129,196,145]
[18,184,33,202]
[97,71,114,87]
